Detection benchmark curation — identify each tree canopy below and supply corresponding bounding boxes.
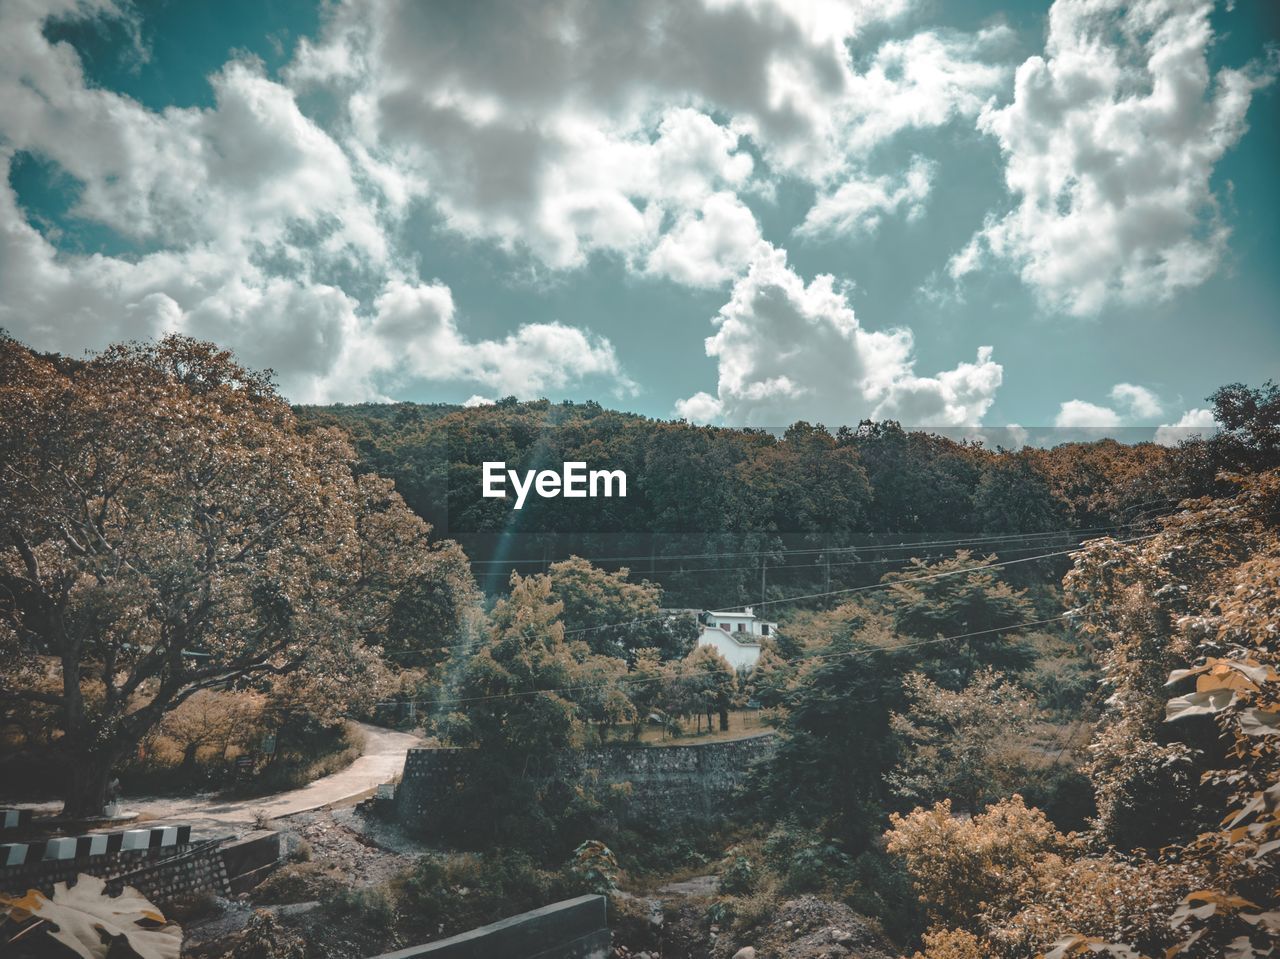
[0,335,475,816]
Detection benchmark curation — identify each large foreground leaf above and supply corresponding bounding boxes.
[1,873,181,959]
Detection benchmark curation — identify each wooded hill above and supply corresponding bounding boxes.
[297,389,1266,605]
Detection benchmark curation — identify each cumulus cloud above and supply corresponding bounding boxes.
[676,249,1002,426]
[646,193,771,288]
[1054,381,1187,434]
[1155,407,1218,446]
[1054,400,1123,429]
[1110,383,1163,418]
[797,157,934,238]
[0,0,630,402]
[951,0,1276,315]
[289,0,1010,269]
[370,281,633,396]
[674,391,725,424]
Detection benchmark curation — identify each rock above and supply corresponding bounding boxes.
[831,928,854,944]
[733,948,757,959]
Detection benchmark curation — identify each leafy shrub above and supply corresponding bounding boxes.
[763,821,851,893]
[566,840,620,896]
[705,898,734,927]
[717,850,756,896]
[841,849,922,945]
[885,795,1070,931]
[398,849,566,942]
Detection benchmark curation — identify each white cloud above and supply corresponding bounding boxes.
[1053,381,1172,431]
[289,0,1010,271]
[0,1,631,403]
[463,395,496,407]
[369,281,633,397]
[1155,407,1218,446]
[1054,399,1123,429]
[797,156,934,238]
[677,249,1002,426]
[646,193,771,288]
[1109,382,1163,418]
[952,0,1276,315]
[674,391,724,424]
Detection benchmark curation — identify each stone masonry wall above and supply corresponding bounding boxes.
[395,733,776,832]
[0,840,231,906]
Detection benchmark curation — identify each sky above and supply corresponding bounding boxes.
[1,0,1277,435]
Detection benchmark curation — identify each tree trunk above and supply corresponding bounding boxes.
[61,750,118,819]
[719,707,730,731]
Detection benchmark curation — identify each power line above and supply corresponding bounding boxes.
[560,532,1153,635]
[374,612,1081,710]
[461,521,1154,568]
[379,535,1118,660]
[382,533,1148,662]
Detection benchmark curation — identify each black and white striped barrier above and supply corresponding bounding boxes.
[1,809,34,831]
[1,825,192,868]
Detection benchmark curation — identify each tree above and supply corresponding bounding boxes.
[150,689,266,773]
[0,335,461,816]
[685,645,736,732]
[442,573,584,757]
[883,551,1037,683]
[899,468,1280,959]
[756,616,913,850]
[436,572,637,851]
[544,556,689,660]
[886,668,1035,814]
[1205,380,1280,472]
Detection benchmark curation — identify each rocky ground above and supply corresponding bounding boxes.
[180,806,419,957]
[611,876,895,959]
[180,810,893,959]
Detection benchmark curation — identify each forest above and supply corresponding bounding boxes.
[1,333,1277,959]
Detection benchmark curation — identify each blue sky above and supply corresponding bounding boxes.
[1,0,1276,435]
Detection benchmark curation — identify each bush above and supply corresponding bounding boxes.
[841,850,922,945]
[397,849,567,943]
[251,863,347,905]
[566,840,620,896]
[718,850,756,896]
[287,838,313,864]
[325,886,396,928]
[763,822,851,893]
[228,910,306,959]
[230,720,364,798]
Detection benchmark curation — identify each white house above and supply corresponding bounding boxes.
[695,607,777,671]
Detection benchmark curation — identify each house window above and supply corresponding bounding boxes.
[720,623,730,631]
[761,624,769,636]
[737,623,745,632]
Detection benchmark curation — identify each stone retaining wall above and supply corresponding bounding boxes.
[395,733,776,833]
[1,841,231,907]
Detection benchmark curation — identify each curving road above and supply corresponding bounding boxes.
[125,723,421,830]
